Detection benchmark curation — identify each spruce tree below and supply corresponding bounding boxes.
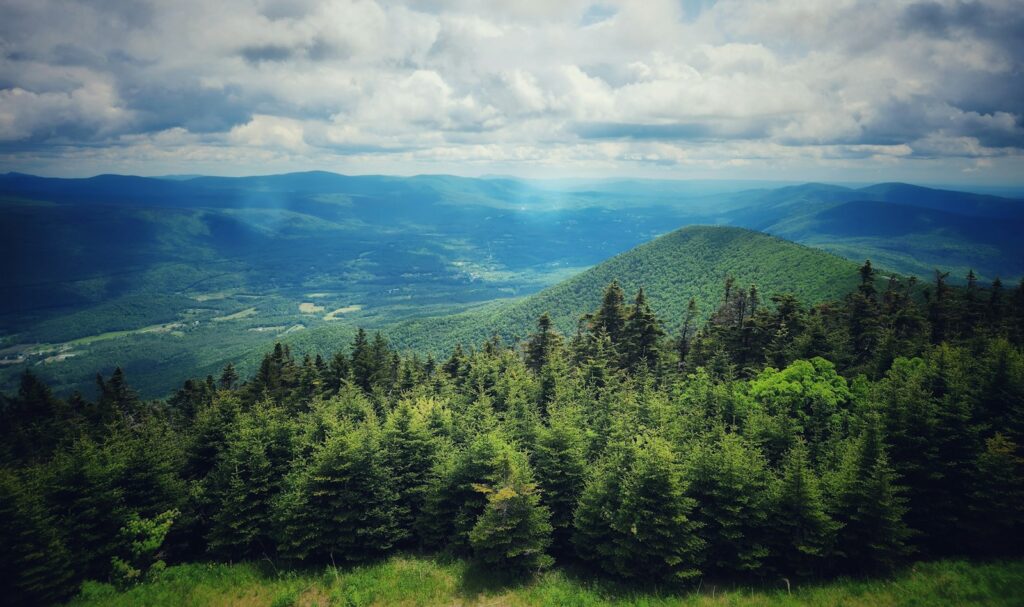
[623,287,664,372]
[276,420,398,563]
[769,439,838,578]
[593,280,628,347]
[686,433,772,576]
[969,433,1024,556]
[830,417,910,573]
[0,469,76,605]
[469,449,553,574]
[532,414,587,554]
[525,312,563,374]
[381,400,438,546]
[574,435,703,582]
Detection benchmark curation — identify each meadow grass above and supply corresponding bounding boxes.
[67,557,1024,607]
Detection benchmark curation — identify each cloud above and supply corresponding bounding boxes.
[0,0,1021,182]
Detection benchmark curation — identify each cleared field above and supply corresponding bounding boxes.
[299,302,326,314]
[324,304,363,320]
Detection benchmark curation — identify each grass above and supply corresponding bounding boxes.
[66,557,1024,607]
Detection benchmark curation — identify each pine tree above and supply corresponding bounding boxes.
[593,281,628,347]
[677,297,698,372]
[469,449,553,574]
[276,420,398,563]
[769,439,838,578]
[207,404,292,559]
[381,400,438,547]
[969,433,1024,556]
[218,363,239,390]
[420,431,509,553]
[574,435,704,581]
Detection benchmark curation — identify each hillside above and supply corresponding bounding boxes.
[720,183,1024,281]
[340,226,864,354]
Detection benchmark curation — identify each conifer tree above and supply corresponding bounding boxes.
[218,363,238,390]
[532,414,587,554]
[469,449,553,574]
[686,433,772,576]
[969,433,1024,556]
[277,420,398,563]
[207,404,292,559]
[525,313,563,374]
[382,400,438,546]
[830,417,910,573]
[575,435,703,581]
[769,439,838,578]
[0,469,76,605]
[593,280,628,347]
[623,287,664,372]
[420,431,509,552]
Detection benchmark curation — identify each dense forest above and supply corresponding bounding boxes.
[2,261,1023,605]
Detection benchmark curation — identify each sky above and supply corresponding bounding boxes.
[1,0,1022,184]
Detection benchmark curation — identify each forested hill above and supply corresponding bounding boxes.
[375,225,863,353]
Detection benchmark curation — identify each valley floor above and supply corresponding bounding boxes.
[68,557,1024,607]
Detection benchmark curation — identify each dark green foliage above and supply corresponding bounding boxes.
[0,469,76,605]
[685,433,772,576]
[532,413,587,554]
[574,435,704,582]
[206,403,293,559]
[2,252,1024,598]
[969,434,1024,556]
[830,417,911,573]
[381,400,438,547]
[768,439,838,578]
[276,420,399,563]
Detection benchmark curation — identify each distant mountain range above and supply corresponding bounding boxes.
[1,171,1020,397]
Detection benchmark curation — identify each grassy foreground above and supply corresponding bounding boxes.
[68,557,1024,607]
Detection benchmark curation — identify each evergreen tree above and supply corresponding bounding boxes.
[277,420,398,563]
[381,400,438,546]
[969,433,1024,556]
[532,414,587,554]
[768,439,838,578]
[574,435,703,582]
[593,281,628,347]
[830,417,910,573]
[623,287,664,372]
[469,449,553,574]
[206,404,292,559]
[0,469,76,605]
[525,312,563,374]
[686,433,772,576]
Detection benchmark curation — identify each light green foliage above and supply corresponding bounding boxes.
[469,449,553,573]
[110,508,179,588]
